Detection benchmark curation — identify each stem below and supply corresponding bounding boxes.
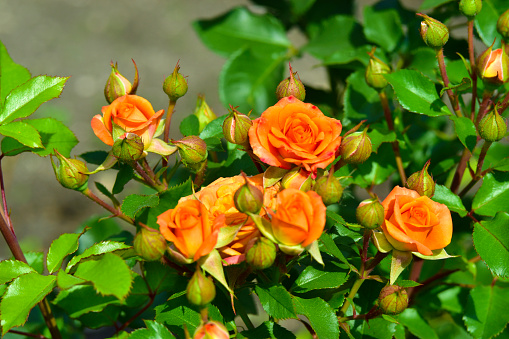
[364,251,389,276]
[475,141,492,177]
[468,20,478,121]
[500,91,509,114]
[141,158,161,186]
[407,257,424,298]
[476,91,492,127]
[0,156,13,233]
[450,148,471,194]
[8,330,48,339]
[379,91,407,185]
[163,100,177,145]
[338,278,365,317]
[246,150,264,174]
[82,188,134,224]
[436,48,463,117]
[133,161,165,191]
[235,299,255,330]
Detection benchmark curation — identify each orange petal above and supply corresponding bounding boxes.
[91,115,114,146]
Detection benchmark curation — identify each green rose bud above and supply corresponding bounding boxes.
[112,133,145,162]
[406,160,435,197]
[313,175,344,205]
[378,285,408,315]
[234,173,264,214]
[104,60,139,104]
[497,8,509,41]
[245,237,277,270]
[222,106,253,147]
[51,150,89,192]
[163,61,188,101]
[479,106,507,142]
[339,129,372,164]
[186,269,216,307]
[365,48,391,90]
[193,94,217,133]
[417,13,449,49]
[276,64,306,101]
[356,198,384,229]
[172,136,208,167]
[133,226,167,261]
[459,0,482,18]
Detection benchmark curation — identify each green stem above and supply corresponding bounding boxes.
[162,99,177,183]
[450,148,471,194]
[436,48,463,117]
[338,278,365,317]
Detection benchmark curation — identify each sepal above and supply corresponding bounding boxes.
[390,250,413,285]
[198,249,233,294]
[146,138,178,156]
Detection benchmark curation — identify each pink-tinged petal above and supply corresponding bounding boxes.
[91,115,114,146]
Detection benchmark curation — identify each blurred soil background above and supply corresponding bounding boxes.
[0,0,420,259]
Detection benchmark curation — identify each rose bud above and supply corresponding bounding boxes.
[356,198,384,229]
[186,269,216,307]
[479,107,507,142]
[163,61,188,101]
[112,132,145,162]
[172,136,208,168]
[339,129,372,164]
[51,150,89,192]
[133,226,167,261]
[193,94,217,133]
[378,285,408,315]
[406,160,435,198]
[313,175,344,205]
[276,64,306,101]
[234,174,264,214]
[459,0,482,18]
[497,8,509,41]
[281,167,313,191]
[104,60,139,104]
[417,13,449,49]
[193,321,229,339]
[365,48,391,90]
[477,43,509,84]
[245,237,277,270]
[222,105,253,147]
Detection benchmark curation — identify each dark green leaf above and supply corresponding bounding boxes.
[129,320,176,339]
[343,70,383,123]
[0,260,35,285]
[142,261,187,294]
[238,321,296,339]
[255,284,297,320]
[463,285,509,338]
[369,124,397,153]
[354,317,398,339]
[432,184,467,217]
[121,193,159,219]
[363,7,402,52]
[199,115,227,140]
[0,75,68,124]
[66,240,131,273]
[193,7,291,57]
[0,121,42,148]
[474,0,507,48]
[473,212,509,278]
[472,171,509,216]
[450,116,477,152]
[155,293,201,337]
[419,0,454,10]
[293,296,339,339]
[398,308,439,339]
[292,262,349,293]
[384,70,452,117]
[352,143,396,188]
[180,114,200,136]
[112,165,134,194]
[0,41,31,104]
[319,232,351,267]
[1,118,78,157]
[79,150,109,165]
[52,285,122,318]
[46,232,81,274]
[0,272,56,335]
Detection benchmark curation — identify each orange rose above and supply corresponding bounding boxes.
[157,199,223,261]
[381,186,452,256]
[477,46,509,83]
[249,96,342,173]
[270,188,326,247]
[91,94,164,148]
[219,224,260,265]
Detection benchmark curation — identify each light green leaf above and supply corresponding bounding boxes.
[473,212,509,278]
[472,171,509,216]
[0,260,35,285]
[432,184,468,217]
[293,296,339,339]
[363,7,402,52]
[66,240,131,273]
[384,70,452,117]
[56,270,86,290]
[0,272,56,335]
[398,308,439,339]
[449,116,477,152]
[46,232,82,274]
[0,120,42,148]
[121,193,159,219]
[129,320,176,339]
[25,251,44,274]
[255,284,297,320]
[292,262,348,293]
[412,248,457,260]
[0,75,68,124]
[0,41,31,104]
[52,285,122,318]
[474,0,507,48]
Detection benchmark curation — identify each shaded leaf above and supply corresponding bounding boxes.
[293,296,339,339]
[473,212,509,278]
[472,171,509,217]
[255,284,297,320]
[52,285,122,318]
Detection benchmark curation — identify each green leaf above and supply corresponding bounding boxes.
[238,321,297,339]
[474,0,507,48]
[155,293,202,338]
[193,7,291,57]
[384,70,452,117]
[463,285,509,338]
[179,114,200,136]
[293,296,339,339]
[473,212,509,278]
[450,116,477,152]
[66,240,131,273]
[363,7,402,52]
[292,262,349,293]
[1,118,78,157]
[25,251,44,274]
[46,232,82,274]
[354,317,398,339]
[74,253,132,301]
[0,121,42,148]
[432,184,467,217]
[343,70,383,123]
[255,284,297,320]
[142,261,187,294]
[0,272,56,335]
[52,285,122,318]
[219,48,285,115]
[368,124,397,153]
[112,165,134,195]
[56,270,86,290]
[419,0,454,10]
[319,232,352,268]
[129,320,176,339]
[121,193,159,219]
[0,41,31,104]
[0,260,35,285]
[352,143,396,188]
[472,171,509,216]
[398,308,439,339]
[0,75,68,124]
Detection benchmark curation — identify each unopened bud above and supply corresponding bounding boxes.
[276,64,305,101]
[417,13,449,49]
[193,321,229,339]
[173,136,208,167]
[497,8,509,41]
[133,226,167,261]
[313,175,343,205]
[356,198,384,229]
[234,174,264,214]
[222,106,253,147]
[477,42,509,84]
[245,237,276,270]
[281,167,313,191]
[365,48,390,90]
[194,94,217,133]
[339,129,372,164]
[104,60,139,104]
[112,133,145,162]
[479,107,507,142]
[163,61,188,101]
[459,0,482,18]
[406,160,435,197]
[186,269,216,307]
[378,285,408,315]
[51,150,89,191]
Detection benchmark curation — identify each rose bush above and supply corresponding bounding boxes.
[249,96,342,173]
[381,186,453,256]
[91,94,164,148]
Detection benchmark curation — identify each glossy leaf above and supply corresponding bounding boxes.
[354,317,398,339]
[0,260,35,285]
[0,272,56,335]
[474,0,506,48]
[112,165,134,194]
[255,284,297,320]
[473,212,509,278]
[155,293,202,338]
[363,7,402,52]
[0,40,31,104]
[180,114,200,136]
[25,251,44,274]
[293,296,339,339]
[56,270,86,290]
[142,261,187,294]
[129,320,176,339]
[432,184,467,217]
[319,232,352,268]
[384,70,452,117]
[450,116,477,152]
[343,70,383,123]
[52,285,122,318]
[369,124,397,153]
[292,262,349,293]
[66,240,131,273]
[121,193,159,219]
[0,121,42,148]
[46,232,81,274]
[238,321,297,339]
[398,308,439,339]
[472,171,509,216]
